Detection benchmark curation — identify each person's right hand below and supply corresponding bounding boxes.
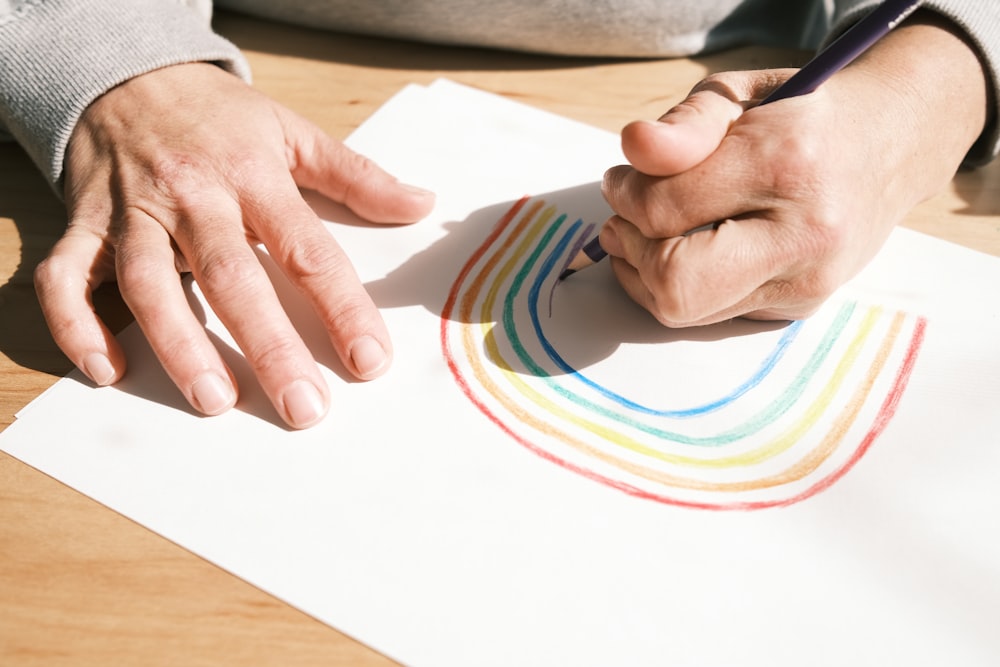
[34,62,435,429]
[600,11,990,328]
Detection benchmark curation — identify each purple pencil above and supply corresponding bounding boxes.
[558,0,924,281]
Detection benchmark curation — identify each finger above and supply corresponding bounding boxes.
[244,186,393,382]
[114,212,238,416]
[169,193,331,429]
[602,215,814,326]
[34,226,126,386]
[620,69,798,178]
[608,253,802,328]
[602,162,752,240]
[620,86,746,177]
[606,71,809,237]
[603,129,771,240]
[278,109,435,224]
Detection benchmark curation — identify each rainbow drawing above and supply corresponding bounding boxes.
[440,197,927,510]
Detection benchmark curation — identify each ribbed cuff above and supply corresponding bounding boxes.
[922,0,1000,166]
[0,0,252,188]
[826,0,1000,167]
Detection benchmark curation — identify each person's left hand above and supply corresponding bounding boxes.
[34,63,435,429]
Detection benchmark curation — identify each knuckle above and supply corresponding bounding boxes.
[764,280,829,321]
[33,262,77,333]
[115,251,157,293]
[144,151,265,214]
[617,172,666,230]
[114,243,169,299]
[601,166,625,200]
[225,153,274,192]
[799,270,842,303]
[33,255,64,293]
[151,335,201,371]
[603,167,640,219]
[196,250,261,294]
[137,158,224,225]
[765,132,825,201]
[145,153,207,199]
[789,206,851,271]
[322,295,373,332]
[767,271,839,317]
[339,155,379,203]
[242,335,302,374]
[647,258,698,325]
[281,233,342,283]
[652,287,696,325]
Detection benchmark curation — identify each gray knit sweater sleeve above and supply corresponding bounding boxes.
[828,0,1000,165]
[0,0,251,187]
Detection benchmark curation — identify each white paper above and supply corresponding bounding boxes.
[4,79,1000,666]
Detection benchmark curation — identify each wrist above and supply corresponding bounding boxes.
[834,9,990,204]
[853,9,990,154]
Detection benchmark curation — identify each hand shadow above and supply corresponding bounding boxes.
[4,169,787,429]
[0,144,132,384]
[305,182,789,384]
[45,157,988,428]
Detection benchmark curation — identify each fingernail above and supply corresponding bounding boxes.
[83,353,116,385]
[191,372,236,415]
[282,379,326,429]
[350,335,389,379]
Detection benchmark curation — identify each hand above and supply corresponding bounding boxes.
[34,63,435,429]
[601,12,990,327]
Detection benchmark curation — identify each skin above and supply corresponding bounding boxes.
[601,11,992,327]
[30,11,993,429]
[34,63,435,429]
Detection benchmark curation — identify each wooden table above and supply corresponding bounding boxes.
[2,11,998,666]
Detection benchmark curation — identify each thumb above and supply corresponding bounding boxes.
[280,107,435,224]
[621,69,792,177]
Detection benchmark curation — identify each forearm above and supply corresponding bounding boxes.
[0,0,251,190]
[833,9,990,208]
[829,0,999,166]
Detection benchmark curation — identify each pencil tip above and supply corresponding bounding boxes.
[557,268,575,282]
